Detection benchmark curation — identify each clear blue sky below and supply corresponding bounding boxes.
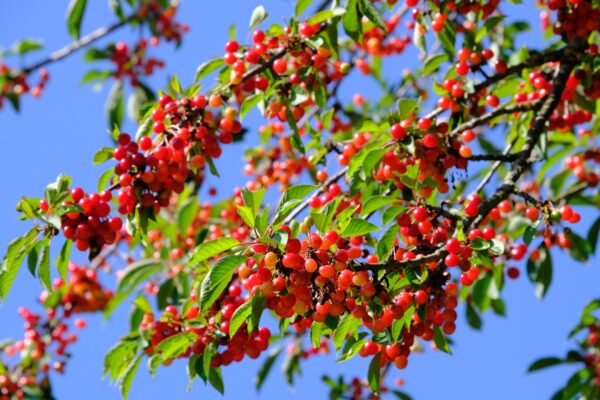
[0,1,598,399]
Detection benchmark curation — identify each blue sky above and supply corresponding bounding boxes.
[0,1,598,399]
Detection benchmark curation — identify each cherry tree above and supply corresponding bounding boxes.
[0,0,599,399]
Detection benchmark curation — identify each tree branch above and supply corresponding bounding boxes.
[22,15,136,74]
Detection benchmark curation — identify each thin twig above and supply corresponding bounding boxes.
[22,15,136,74]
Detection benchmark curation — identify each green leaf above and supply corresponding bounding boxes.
[333,314,360,351]
[567,232,592,262]
[469,237,491,250]
[194,58,225,82]
[342,0,362,41]
[249,292,267,331]
[256,347,282,391]
[526,247,553,299]
[361,196,395,216]
[109,0,125,20]
[237,205,255,229]
[358,0,386,31]
[466,301,482,330]
[208,367,224,394]
[527,357,564,373]
[80,69,112,85]
[121,354,142,399]
[38,240,51,291]
[93,147,115,165]
[11,39,43,55]
[106,81,124,128]
[241,187,265,217]
[200,255,246,310]
[489,239,505,256]
[229,301,252,337]
[376,224,397,261]
[588,216,600,254]
[367,352,382,393]
[97,168,114,192]
[103,340,138,382]
[117,260,162,294]
[249,5,268,32]
[310,322,322,349]
[397,98,418,119]
[422,54,448,76]
[66,0,87,39]
[188,238,240,267]
[240,93,262,120]
[177,198,198,235]
[0,229,39,300]
[308,8,346,25]
[150,331,198,370]
[340,218,379,237]
[295,0,315,16]
[433,327,452,354]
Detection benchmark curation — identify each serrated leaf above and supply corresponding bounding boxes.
[229,301,252,337]
[200,255,246,310]
[361,196,395,216]
[341,218,379,237]
[0,229,39,300]
[121,354,141,399]
[194,58,225,82]
[241,187,265,217]
[333,314,360,351]
[188,238,240,267]
[422,54,448,75]
[308,8,346,25]
[237,205,255,228]
[240,93,262,120]
[150,331,198,370]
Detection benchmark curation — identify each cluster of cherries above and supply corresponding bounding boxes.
[564,149,600,186]
[1,263,109,399]
[140,292,272,367]
[138,1,189,45]
[545,0,600,40]
[583,323,600,388]
[108,40,165,87]
[0,65,48,110]
[243,122,314,191]
[40,187,123,253]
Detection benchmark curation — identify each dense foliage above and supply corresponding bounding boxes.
[1,0,599,399]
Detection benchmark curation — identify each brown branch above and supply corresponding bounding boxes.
[449,101,539,138]
[282,166,348,225]
[467,53,580,230]
[468,153,519,162]
[350,47,583,275]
